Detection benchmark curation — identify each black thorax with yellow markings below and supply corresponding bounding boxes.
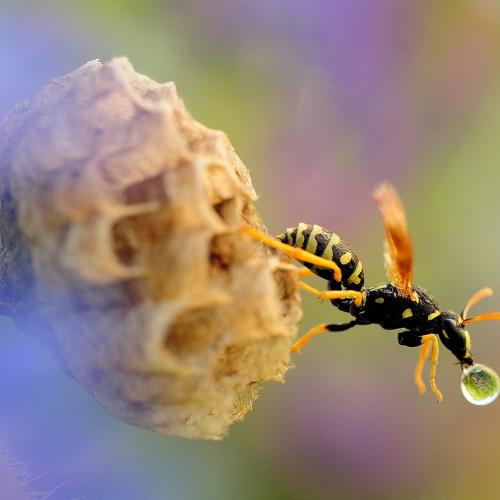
[353,283,442,331]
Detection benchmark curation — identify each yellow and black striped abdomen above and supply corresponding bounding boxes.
[277,223,364,290]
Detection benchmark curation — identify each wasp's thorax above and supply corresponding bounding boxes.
[439,311,474,367]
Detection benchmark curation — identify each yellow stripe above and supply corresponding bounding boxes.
[340,252,352,265]
[306,224,324,254]
[331,232,341,245]
[295,223,308,249]
[321,232,341,260]
[375,297,384,304]
[402,308,413,319]
[347,261,363,285]
[285,228,294,244]
[427,311,441,321]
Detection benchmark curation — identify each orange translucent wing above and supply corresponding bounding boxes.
[373,182,414,296]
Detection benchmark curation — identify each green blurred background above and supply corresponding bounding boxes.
[1,1,500,499]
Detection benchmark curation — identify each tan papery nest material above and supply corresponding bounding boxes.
[0,58,302,439]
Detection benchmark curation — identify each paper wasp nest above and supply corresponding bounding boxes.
[0,58,301,439]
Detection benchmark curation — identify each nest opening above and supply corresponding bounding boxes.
[123,173,168,205]
[209,233,239,271]
[112,209,173,267]
[164,305,229,356]
[212,197,238,224]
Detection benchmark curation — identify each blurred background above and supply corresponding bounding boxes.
[1,0,500,498]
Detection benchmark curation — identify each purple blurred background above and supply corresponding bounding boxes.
[1,1,500,498]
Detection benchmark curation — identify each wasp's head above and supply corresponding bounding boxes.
[438,288,500,405]
[439,287,500,368]
[439,311,473,367]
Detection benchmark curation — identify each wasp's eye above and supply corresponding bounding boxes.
[443,318,464,340]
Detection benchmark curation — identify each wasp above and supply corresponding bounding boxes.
[241,182,500,402]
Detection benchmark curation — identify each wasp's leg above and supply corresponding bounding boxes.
[292,320,358,353]
[398,331,443,402]
[421,334,443,402]
[275,260,314,277]
[275,263,314,278]
[297,268,314,278]
[298,282,363,306]
[415,341,432,395]
[239,225,342,283]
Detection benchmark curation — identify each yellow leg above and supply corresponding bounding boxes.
[420,334,443,402]
[298,282,363,306]
[291,324,328,353]
[240,225,342,283]
[297,268,314,278]
[414,340,431,395]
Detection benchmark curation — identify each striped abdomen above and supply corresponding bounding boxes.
[277,223,364,290]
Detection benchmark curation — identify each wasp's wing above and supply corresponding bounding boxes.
[373,182,413,296]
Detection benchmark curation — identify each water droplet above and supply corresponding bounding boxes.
[461,364,500,406]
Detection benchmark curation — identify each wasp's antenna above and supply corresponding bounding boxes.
[463,312,500,326]
[461,287,500,326]
[462,287,494,320]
